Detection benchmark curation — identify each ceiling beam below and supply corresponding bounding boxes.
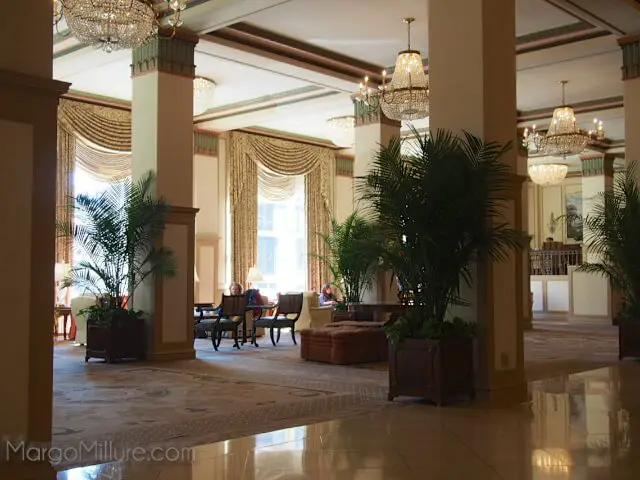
[517,96,624,122]
[542,0,640,35]
[203,23,385,85]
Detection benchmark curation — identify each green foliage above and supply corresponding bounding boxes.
[81,304,143,327]
[359,129,526,341]
[58,171,176,316]
[578,161,640,321]
[384,309,476,345]
[315,212,380,303]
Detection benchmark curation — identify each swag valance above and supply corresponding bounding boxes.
[57,99,132,183]
[228,131,334,291]
[58,98,131,152]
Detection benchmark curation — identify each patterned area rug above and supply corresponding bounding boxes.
[52,326,621,468]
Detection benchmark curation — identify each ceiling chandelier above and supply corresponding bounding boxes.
[53,0,187,53]
[528,163,568,186]
[326,116,355,147]
[193,77,216,116]
[356,17,429,122]
[523,80,605,157]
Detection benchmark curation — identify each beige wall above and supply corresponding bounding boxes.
[528,176,582,248]
[194,137,228,302]
[333,175,354,222]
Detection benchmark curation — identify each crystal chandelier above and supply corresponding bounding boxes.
[528,163,568,186]
[326,116,355,147]
[357,18,429,121]
[193,77,216,116]
[54,0,187,53]
[523,81,605,157]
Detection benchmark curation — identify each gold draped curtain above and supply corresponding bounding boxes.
[228,131,333,291]
[58,99,131,182]
[56,129,76,264]
[55,99,132,262]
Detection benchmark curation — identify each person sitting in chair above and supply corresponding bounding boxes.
[319,283,338,306]
[194,282,245,339]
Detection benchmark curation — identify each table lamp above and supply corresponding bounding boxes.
[246,266,263,288]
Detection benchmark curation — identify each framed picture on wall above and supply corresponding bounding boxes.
[564,191,583,242]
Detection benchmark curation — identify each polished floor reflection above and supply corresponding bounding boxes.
[57,363,640,479]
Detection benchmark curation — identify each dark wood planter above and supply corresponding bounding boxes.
[388,337,475,406]
[85,314,146,363]
[619,320,640,360]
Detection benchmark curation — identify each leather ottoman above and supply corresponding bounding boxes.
[300,325,388,365]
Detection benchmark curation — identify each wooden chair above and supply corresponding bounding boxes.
[252,293,303,347]
[211,295,245,351]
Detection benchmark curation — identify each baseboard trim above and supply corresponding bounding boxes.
[147,349,196,362]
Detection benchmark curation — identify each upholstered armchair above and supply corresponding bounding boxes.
[70,295,97,346]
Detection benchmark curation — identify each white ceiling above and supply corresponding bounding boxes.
[52,0,630,146]
[245,0,580,66]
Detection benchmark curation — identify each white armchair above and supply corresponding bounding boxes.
[71,296,96,346]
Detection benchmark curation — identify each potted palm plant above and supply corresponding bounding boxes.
[578,161,640,359]
[59,171,176,363]
[315,212,379,305]
[360,129,525,405]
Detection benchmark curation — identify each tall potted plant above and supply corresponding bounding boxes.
[59,171,176,363]
[360,129,525,405]
[315,212,379,304]
[578,161,640,359]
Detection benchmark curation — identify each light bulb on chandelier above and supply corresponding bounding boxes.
[522,81,604,158]
[54,0,187,53]
[355,17,429,122]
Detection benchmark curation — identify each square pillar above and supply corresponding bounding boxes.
[618,34,640,169]
[194,129,226,303]
[429,0,526,398]
[572,154,618,323]
[0,2,69,478]
[353,98,401,302]
[131,32,199,361]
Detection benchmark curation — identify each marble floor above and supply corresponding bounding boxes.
[56,363,640,479]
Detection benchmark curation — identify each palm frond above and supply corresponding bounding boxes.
[57,170,176,311]
[358,128,525,323]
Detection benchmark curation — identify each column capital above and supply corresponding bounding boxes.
[131,32,198,79]
[194,129,219,157]
[580,153,614,177]
[618,32,640,81]
[335,153,354,177]
[352,97,401,128]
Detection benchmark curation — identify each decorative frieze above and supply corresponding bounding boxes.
[580,154,614,177]
[335,154,354,177]
[131,31,198,78]
[618,33,640,81]
[353,97,401,128]
[194,129,219,156]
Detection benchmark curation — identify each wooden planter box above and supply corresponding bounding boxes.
[619,320,640,360]
[85,314,146,363]
[388,337,475,406]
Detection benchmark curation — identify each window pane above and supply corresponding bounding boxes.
[256,176,307,298]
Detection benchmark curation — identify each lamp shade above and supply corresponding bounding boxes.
[54,263,70,282]
[247,266,263,283]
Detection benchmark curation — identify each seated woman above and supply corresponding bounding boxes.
[318,283,338,306]
[194,282,245,339]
